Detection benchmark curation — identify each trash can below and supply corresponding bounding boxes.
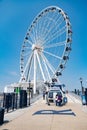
[85,88,87,105]
[81,95,86,105]
[0,107,4,125]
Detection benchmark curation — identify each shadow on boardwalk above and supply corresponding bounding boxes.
[33,109,76,116]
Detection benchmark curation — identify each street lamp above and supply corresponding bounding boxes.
[79,77,84,94]
[86,80,87,87]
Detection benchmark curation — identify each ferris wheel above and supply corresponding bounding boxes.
[20,6,72,93]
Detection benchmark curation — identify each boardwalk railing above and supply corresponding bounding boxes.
[0,90,41,113]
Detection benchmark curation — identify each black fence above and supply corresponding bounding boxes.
[0,90,41,125]
[3,93,18,112]
[0,89,40,113]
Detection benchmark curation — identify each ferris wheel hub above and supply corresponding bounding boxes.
[32,44,43,51]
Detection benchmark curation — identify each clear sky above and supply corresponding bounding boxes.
[0,0,87,91]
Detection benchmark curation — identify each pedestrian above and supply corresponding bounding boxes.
[43,91,45,100]
[55,94,58,106]
[46,91,50,105]
[55,93,62,106]
[57,94,62,106]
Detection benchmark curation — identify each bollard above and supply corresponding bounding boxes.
[0,107,4,125]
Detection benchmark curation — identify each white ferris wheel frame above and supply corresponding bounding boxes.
[20,6,72,94]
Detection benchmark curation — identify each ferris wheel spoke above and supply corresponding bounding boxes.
[43,15,62,39]
[43,29,66,47]
[25,39,33,45]
[29,24,38,43]
[23,48,32,57]
[35,23,39,42]
[29,32,36,43]
[37,16,47,40]
[41,17,53,36]
[42,53,55,75]
[32,28,38,44]
[33,26,39,43]
[24,46,31,50]
[40,53,51,80]
[36,51,46,81]
[42,15,63,42]
[23,52,34,75]
[34,19,45,45]
[40,14,57,39]
[38,16,52,43]
[27,56,34,82]
[42,11,59,37]
[37,12,58,44]
[44,41,66,49]
[26,54,34,81]
[43,25,66,46]
[43,50,62,60]
[35,15,45,42]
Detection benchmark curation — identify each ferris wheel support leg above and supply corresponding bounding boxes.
[33,51,37,94]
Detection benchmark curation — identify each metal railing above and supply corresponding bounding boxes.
[0,91,42,113]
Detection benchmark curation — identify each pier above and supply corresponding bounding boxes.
[0,93,87,130]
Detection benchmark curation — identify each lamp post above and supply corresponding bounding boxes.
[80,77,84,94]
[86,80,87,87]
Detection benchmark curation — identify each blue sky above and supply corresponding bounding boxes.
[0,0,87,91]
